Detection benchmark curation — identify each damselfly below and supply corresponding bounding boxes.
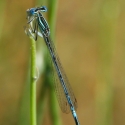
[25,6,80,125]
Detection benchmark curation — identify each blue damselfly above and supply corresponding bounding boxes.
[25,6,80,125]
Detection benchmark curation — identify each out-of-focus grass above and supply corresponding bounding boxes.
[96,1,119,125]
[0,1,6,38]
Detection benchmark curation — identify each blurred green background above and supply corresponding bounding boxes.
[0,0,125,125]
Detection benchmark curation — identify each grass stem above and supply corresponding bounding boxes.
[30,38,37,125]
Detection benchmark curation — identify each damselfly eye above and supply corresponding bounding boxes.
[27,8,36,16]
